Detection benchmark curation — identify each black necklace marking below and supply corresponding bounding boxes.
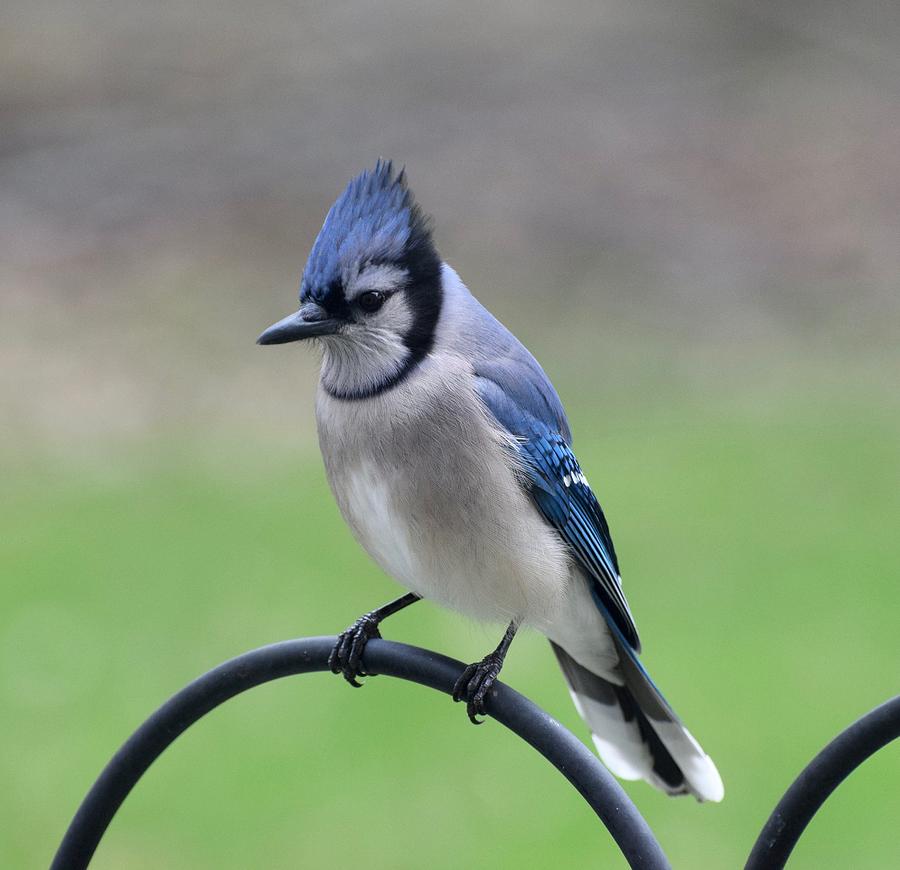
[322,350,422,401]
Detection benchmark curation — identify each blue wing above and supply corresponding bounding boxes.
[474,368,641,652]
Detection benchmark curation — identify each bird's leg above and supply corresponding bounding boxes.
[328,592,421,686]
[452,621,519,724]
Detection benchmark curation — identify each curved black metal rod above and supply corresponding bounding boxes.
[745,694,900,869]
[51,636,671,870]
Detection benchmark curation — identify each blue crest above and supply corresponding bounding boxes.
[300,160,434,306]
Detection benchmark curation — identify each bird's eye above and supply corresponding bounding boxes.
[357,291,385,313]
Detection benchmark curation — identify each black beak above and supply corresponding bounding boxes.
[256,303,341,345]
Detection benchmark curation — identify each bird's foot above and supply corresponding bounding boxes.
[452,652,504,724]
[328,613,382,687]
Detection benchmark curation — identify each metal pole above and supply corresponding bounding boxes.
[745,695,900,869]
[51,637,671,870]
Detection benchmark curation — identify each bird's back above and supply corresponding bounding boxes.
[437,265,572,444]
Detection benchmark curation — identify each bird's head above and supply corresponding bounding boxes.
[258,160,443,399]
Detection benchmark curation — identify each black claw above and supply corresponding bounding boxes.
[452,655,503,725]
[329,613,382,687]
[451,663,475,703]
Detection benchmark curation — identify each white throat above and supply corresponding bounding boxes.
[318,327,411,399]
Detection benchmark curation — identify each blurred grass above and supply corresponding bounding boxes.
[2,378,899,869]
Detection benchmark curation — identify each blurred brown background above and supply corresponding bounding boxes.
[3,0,898,454]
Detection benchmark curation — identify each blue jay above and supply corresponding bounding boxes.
[258,161,723,801]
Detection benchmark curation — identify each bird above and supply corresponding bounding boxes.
[257,160,724,801]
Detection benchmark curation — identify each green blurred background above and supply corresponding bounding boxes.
[2,2,898,867]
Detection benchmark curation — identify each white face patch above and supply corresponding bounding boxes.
[318,290,416,398]
[345,263,409,300]
[318,260,423,398]
[364,290,414,335]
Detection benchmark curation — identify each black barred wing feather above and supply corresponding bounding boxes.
[521,429,641,651]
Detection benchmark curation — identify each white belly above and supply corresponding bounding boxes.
[340,460,420,587]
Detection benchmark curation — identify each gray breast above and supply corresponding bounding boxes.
[315,353,572,627]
